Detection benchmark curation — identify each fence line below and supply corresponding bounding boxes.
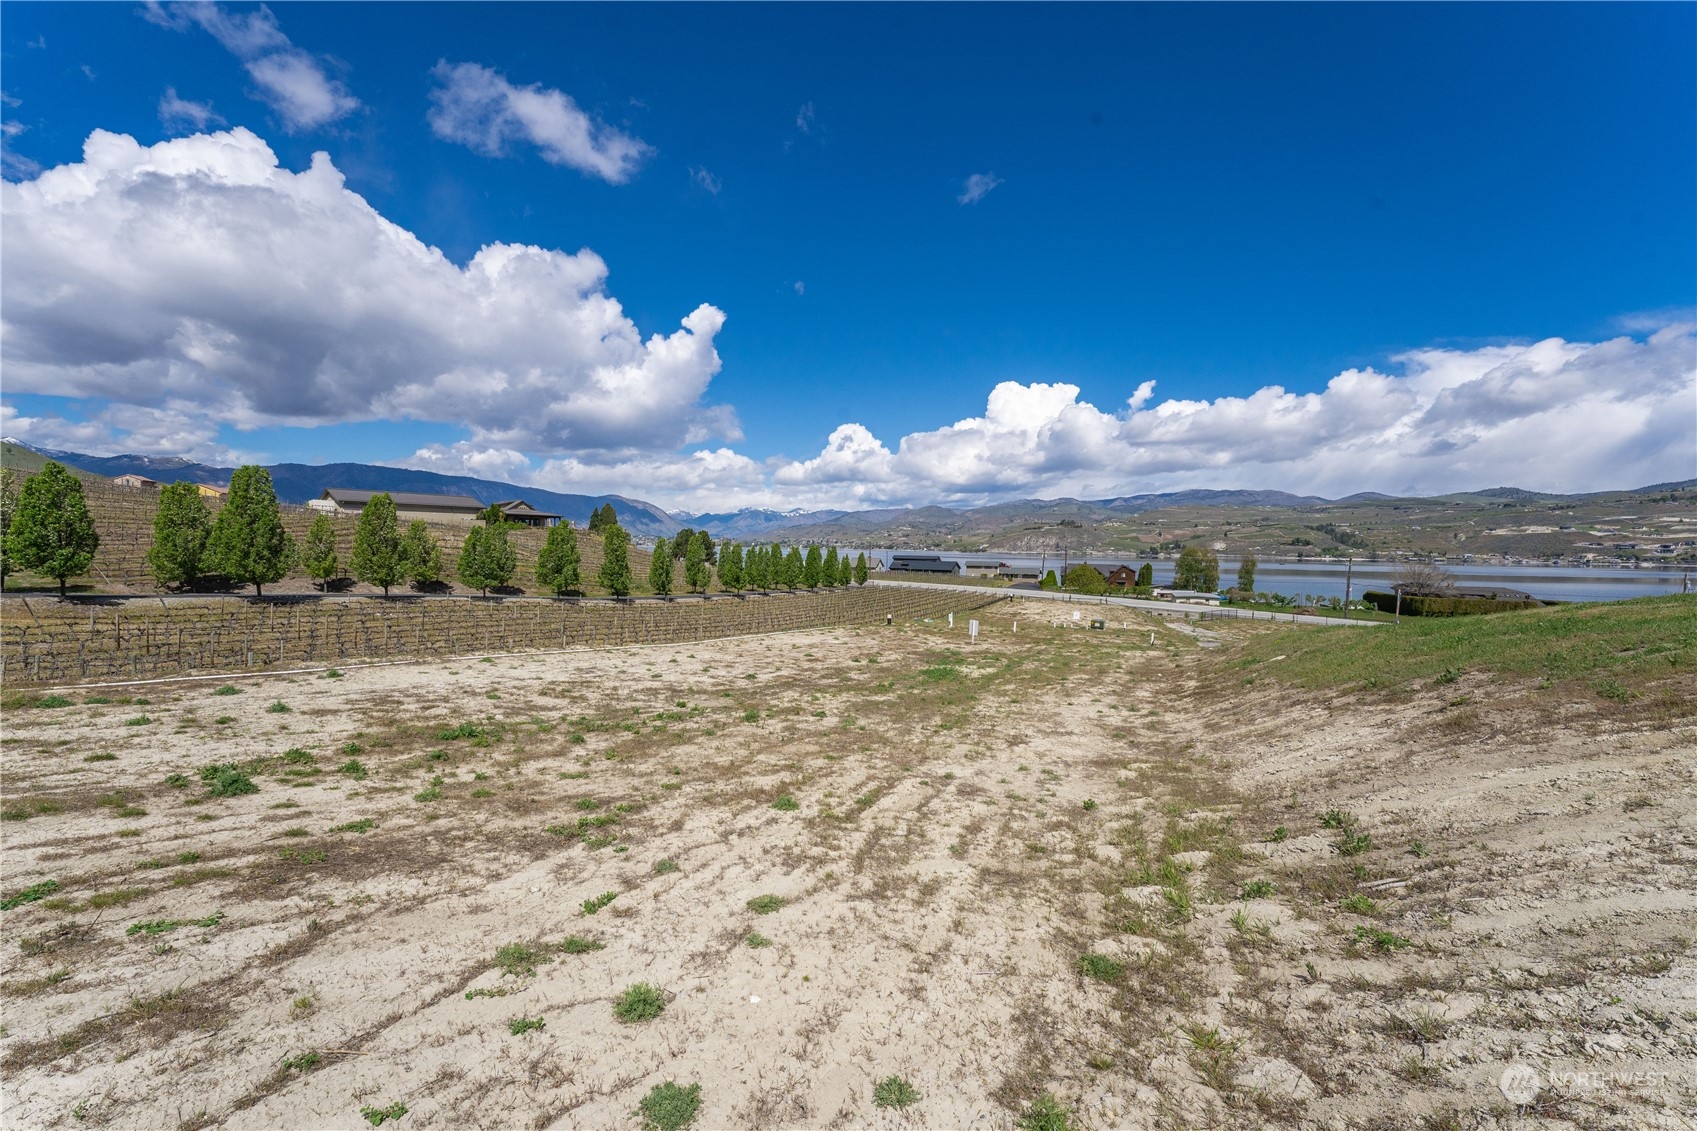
[0,588,1006,687]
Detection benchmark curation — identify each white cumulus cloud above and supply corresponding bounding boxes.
[1,127,735,461]
[143,2,358,131]
[771,327,1696,506]
[428,62,651,184]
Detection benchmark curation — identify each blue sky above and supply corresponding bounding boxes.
[2,2,1693,511]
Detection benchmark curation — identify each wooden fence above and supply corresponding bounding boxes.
[0,589,1006,686]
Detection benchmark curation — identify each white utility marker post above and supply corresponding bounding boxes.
[969,619,979,643]
[948,612,954,628]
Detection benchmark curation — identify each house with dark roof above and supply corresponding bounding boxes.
[491,499,562,528]
[319,488,484,524]
[1103,565,1139,588]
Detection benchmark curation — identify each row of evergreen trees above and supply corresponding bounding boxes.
[0,459,873,599]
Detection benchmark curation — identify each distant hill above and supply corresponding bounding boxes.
[2,441,682,538]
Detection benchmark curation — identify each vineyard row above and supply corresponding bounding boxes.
[1,588,1007,686]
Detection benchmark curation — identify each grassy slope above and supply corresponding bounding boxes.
[1232,594,1695,691]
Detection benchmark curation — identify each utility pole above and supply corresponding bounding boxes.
[1343,556,1354,620]
[1393,584,1402,625]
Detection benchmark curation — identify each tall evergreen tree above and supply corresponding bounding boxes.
[0,466,18,588]
[147,481,212,590]
[649,536,674,596]
[301,513,340,591]
[1136,562,1153,588]
[838,552,853,587]
[350,492,404,595]
[670,528,694,563]
[457,526,490,595]
[684,532,710,593]
[6,460,100,597]
[822,546,839,587]
[205,466,292,597]
[803,545,823,589]
[400,520,443,586]
[783,547,804,589]
[745,545,765,590]
[535,521,581,595]
[1236,554,1258,593]
[854,552,869,586]
[717,541,743,592]
[588,503,618,533]
[598,523,633,597]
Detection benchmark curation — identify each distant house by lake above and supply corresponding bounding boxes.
[888,553,959,575]
[1103,565,1139,588]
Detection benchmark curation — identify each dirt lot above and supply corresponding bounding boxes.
[1,599,1692,1130]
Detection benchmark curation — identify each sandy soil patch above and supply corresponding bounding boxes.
[2,599,1692,1130]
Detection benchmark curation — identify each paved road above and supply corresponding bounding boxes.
[866,578,1384,627]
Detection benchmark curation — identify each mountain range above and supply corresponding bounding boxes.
[4,439,1692,552]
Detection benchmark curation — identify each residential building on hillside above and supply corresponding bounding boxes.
[112,474,158,489]
[319,488,484,524]
[1104,565,1139,587]
[196,484,226,499]
[491,499,562,528]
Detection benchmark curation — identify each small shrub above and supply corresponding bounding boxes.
[329,818,375,834]
[360,1102,407,1126]
[873,1075,920,1109]
[559,935,604,954]
[266,701,291,714]
[508,1016,545,1035]
[338,759,367,779]
[1268,825,1289,842]
[652,859,680,875]
[282,1051,322,1073]
[1082,799,1097,811]
[581,891,617,915]
[1077,953,1123,982]
[83,753,118,763]
[413,785,442,803]
[34,694,75,708]
[1337,829,1373,856]
[1320,809,1352,830]
[742,708,760,723]
[746,894,785,914]
[278,848,327,864]
[637,1082,701,1131]
[1240,879,1275,899]
[212,686,241,696]
[437,722,485,740]
[124,715,154,726]
[1,880,60,910]
[200,764,259,797]
[771,795,799,812]
[576,797,600,811]
[746,932,772,948]
[321,668,343,679]
[1339,893,1378,915]
[494,942,552,977]
[1353,925,1412,952]
[164,774,192,788]
[1018,1093,1076,1131]
[613,982,666,1023]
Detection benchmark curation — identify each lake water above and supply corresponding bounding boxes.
[857,551,1693,603]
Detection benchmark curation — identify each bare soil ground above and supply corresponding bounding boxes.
[1,599,1692,1130]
